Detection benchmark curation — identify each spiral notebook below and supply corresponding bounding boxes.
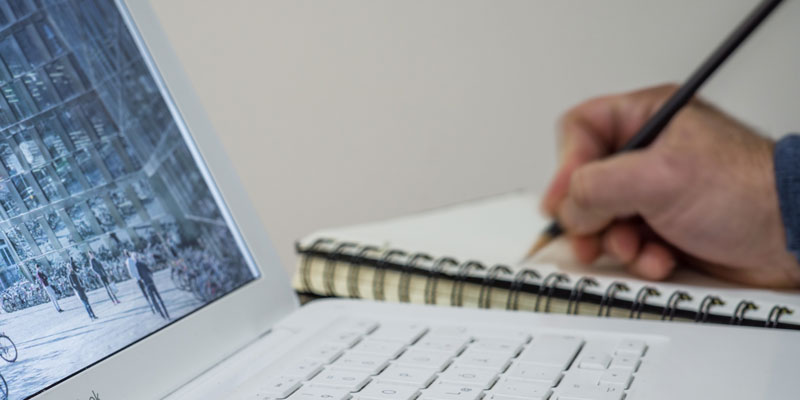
[294,190,800,330]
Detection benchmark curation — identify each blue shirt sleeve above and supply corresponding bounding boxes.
[775,134,800,261]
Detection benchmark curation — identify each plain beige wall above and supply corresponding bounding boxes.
[149,0,800,273]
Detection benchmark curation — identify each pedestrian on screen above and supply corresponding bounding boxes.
[125,249,156,314]
[35,264,62,313]
[68,259,97,320]
[136,252,170,321]
[88,251,119,304]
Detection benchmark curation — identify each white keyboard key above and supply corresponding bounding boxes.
[304,343,346,363]
[438,364,499,389]
[350,320,380,334]
[329,319,378,332]
[350,338,407,358]
[578,352,612,370]
[413,335,470,356]
[470,337,524,357]
[505,362,563,386]
[518,335,583,370]
[370,322,428,343]
[471,328,532,343]
[428,326,470,338]
[255,375,302,398]
[287,385,351,400]
[419,380,484,400]
[599,369,633,389]
[455,349,511,370]
[615,339,647,357]
[555,382,625,400]
[394,349,453,371]
[598,383,627,396]
[308,367,371,391]
[485,395,542,400]
[325,330,363,347]
[609,355,640,372]
[330,353,389,374]
[282,358,325,379]
[353,380,420,400]
[559,370,603,388]
[377,364,438,387]
[488,377,552,400]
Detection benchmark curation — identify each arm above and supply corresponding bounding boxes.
[775,134,800,261]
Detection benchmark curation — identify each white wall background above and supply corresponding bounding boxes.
[148,0,800,273]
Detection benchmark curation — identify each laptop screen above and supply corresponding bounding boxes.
[0,1,259,398]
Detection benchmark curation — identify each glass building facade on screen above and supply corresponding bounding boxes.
[0,0,232,289]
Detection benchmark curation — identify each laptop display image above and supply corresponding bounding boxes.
[0,1,258,398]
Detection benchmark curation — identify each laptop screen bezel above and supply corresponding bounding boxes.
[32,1,299,398]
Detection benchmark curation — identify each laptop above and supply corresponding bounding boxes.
[0,1,796,399]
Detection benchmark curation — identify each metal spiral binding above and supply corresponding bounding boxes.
[566,277,599,315]
[535,273,569,313]
[598,282,629,317]
[323,242,358,296]
[424,257,458,305]
[372,249,407,301]
[398,253,433,303]
[299,238,335,292]
[729,301,758,325]
[765,305,793,328]
[695,295,725,323]
[477,265,513,309]
[450,261,486,307]
[629,287,661,319]
[660,291,692,321]
[299,240,800,332]
[505,269,541,311]
[346,245,379,298]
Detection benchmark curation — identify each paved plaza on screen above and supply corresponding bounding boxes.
[0,270,200,400]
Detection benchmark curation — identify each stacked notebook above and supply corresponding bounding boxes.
[294,191,800,330]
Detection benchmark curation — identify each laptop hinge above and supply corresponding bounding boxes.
[162,326,294,399]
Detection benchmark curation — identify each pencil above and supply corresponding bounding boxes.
[525,0,785,260]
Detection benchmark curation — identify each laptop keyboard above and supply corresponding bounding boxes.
[253,319,647,400]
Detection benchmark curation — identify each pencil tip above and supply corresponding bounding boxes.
[523,234,553,261]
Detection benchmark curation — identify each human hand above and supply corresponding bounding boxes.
[542,84,800,288]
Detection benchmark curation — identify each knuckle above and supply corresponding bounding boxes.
[638,83,680,104]
[644,150,686,208]
[578,95,614,116]
[652,150,685,186]
[556,113,572,140]
[659,82,680,92]
[558,107,585,135]
[559,95,611,136]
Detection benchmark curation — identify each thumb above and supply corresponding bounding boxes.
[558,150,675,235]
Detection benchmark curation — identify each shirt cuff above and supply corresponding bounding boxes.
[775,134,800,261]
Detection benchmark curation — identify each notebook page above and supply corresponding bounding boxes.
[302,190,800,324]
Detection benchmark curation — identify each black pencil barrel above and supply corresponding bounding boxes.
[621,0,784,152]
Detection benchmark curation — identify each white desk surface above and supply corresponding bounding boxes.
[150,0,800,272]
